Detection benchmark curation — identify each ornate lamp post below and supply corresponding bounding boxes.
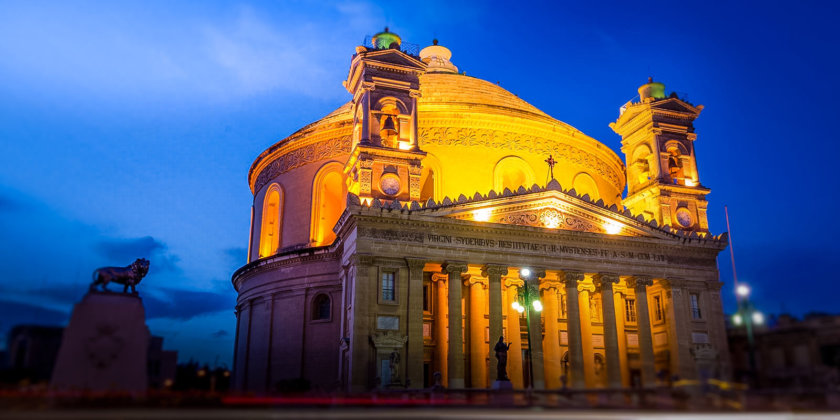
[511,268,542,388]
[732,283,763,386]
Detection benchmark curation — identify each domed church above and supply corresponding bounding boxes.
[232,28,731,392]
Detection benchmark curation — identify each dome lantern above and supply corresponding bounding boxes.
[371,27,401,50]
[638,77,666,101]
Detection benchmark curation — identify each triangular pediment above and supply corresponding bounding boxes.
[361,48,426,71]
[431,188,666,238]
[651,98,701,115]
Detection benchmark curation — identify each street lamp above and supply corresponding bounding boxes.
[512,268,541,388]
[732,283,763,387]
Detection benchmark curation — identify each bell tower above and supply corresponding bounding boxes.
[610,78,710,233]
[342,28,427,204]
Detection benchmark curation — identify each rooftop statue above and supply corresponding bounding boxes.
[90,258,150,294]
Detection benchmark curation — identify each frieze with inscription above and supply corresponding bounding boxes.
[357,228,713,267]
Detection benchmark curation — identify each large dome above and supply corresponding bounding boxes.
[246,45,626,253]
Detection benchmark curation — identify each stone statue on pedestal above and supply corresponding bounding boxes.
[90,258,150,294]
[388,349,401,384]
[494,336,512,381]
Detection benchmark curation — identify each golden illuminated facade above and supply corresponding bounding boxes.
[232,29,731,392]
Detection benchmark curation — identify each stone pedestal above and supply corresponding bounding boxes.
[51,292,149,393]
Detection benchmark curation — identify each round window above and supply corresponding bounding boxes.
[380,174,401,196]
[676,208,693,228]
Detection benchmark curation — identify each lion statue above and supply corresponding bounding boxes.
[90,258,150,294]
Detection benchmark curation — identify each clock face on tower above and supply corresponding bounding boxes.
[675,208,693,228]
[380,173,401,196]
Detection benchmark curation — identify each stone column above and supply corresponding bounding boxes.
[578,281,596,388]
[466,275,488,388]
[504,278,524,388]
[431,273,448,386]
[662,278,694,381]
[405,258,426,388]
[540,278,563,389]
[613,285,629,387]
[594,273,622,388]
[563,271,585,389]
[524,269,547,389]
[348,255,375,392]
[482,265,508,382]
[629,276,656,387]
[443,262,468,389]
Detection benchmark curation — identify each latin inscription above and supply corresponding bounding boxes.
[360,228,712,266]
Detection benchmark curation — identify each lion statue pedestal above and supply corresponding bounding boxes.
[51,292,149,393]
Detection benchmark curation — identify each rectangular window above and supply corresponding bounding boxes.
[690,294,702,320]
[381,272,395,302]
[625,298,636,323]
[653,295,664,322]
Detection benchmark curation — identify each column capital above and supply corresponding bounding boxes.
[463,274,488,287]
[592,273,620,290]
[658,277,686,289]
[504,277,524,288]
[577,283,596,294]
[442,261,468,274]
[539,279,563,292]
[563,271,585,288]
[481,264,508,278]
[431,273,448,283]
[627,275,653,290]
[405,258,426,270]
[520,267,546,281]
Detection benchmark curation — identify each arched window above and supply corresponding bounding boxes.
[312,294,331,321]
[311,163,346,246]
[258,184,283,258]
[494,156,535,192]
[572,172,600,200]
[631,144,653,187]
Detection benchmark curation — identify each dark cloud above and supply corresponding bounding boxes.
[93,236,181,275]
[211,329,229,338]
[0,300,69,343]
[94,236,165,261]
[143,287,234,321]
[223,247,247,268]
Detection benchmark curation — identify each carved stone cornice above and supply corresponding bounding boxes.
[352,254,375,266]
[627,275,653,290]
[659,277,686,290]
[563,271,585,288]
[442,261,468,274]
[481,264,509,279]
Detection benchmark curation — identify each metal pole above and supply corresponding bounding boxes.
[524,283,535,389]
[725,206,740,291]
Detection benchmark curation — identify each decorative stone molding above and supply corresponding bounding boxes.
[254,135,352,193]
[430,273,448,283]
[418,126,623,189]
[405,258,426,270]
[504,278,524,288]
[463,274,488,287]
[370,331,407,349]
[539,279,563,292]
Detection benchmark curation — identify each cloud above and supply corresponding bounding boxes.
[93,236,181,275]
[223,247,247,267]
[211,329,229,338]
[143,287,234,321]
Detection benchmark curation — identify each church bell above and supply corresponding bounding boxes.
[381,115,398,137]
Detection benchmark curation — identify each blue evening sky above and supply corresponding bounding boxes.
[1,1,837,365]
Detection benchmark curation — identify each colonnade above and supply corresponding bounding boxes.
[403,261,692,390]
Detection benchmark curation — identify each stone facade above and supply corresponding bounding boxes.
[232,30,731,392]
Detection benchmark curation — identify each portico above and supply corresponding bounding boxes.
[337,184,730,392]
